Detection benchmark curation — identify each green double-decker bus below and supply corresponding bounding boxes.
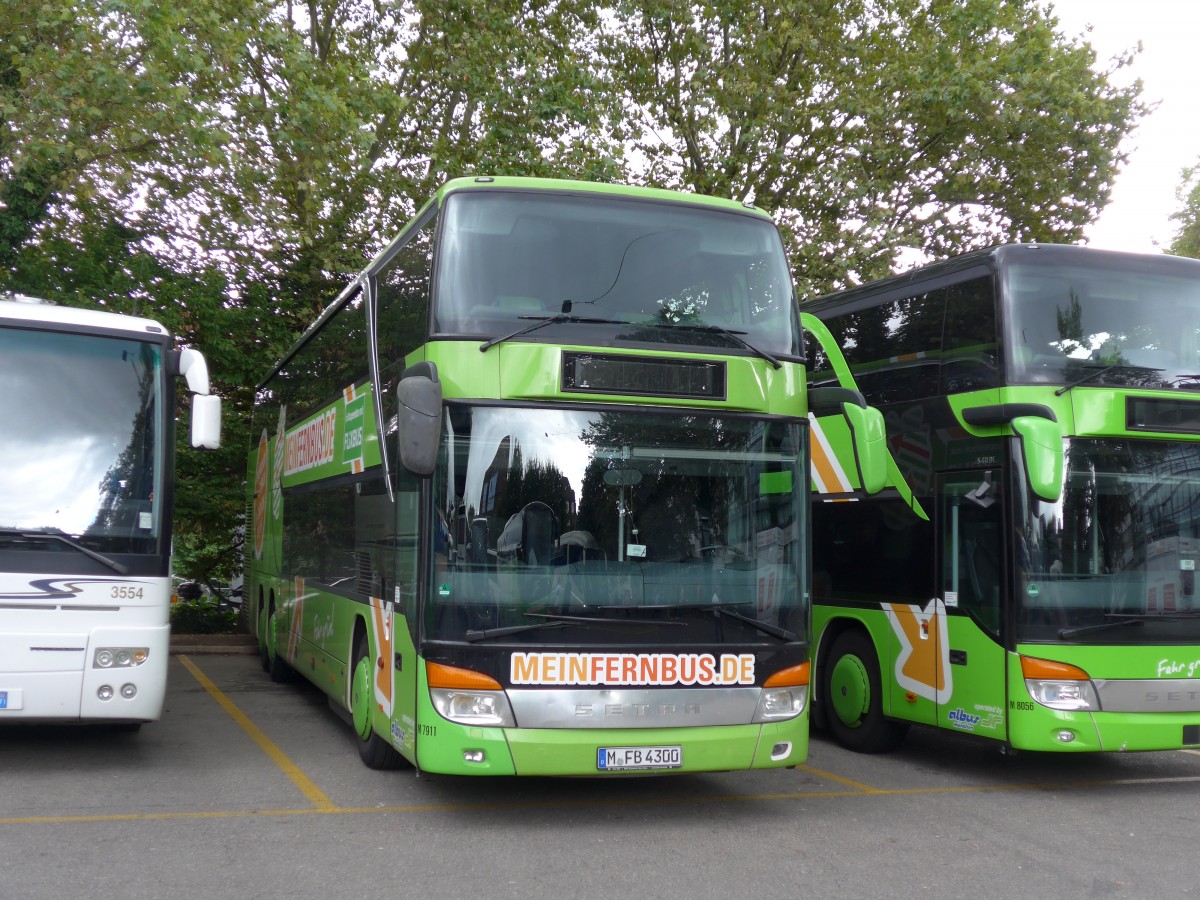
[805,243,1200,753]
[245,177,885,775]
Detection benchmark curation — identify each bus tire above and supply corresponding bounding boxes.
[350,633,407,770]
[265,606,293,683]
[823,629,907,753]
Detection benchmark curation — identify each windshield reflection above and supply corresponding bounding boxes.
[1016,439,1200,643]
[0,328,162,556]
[1006,255,1200,389]
[429,406,806,645]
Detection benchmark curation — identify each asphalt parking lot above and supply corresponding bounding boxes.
[3,650,1199,899]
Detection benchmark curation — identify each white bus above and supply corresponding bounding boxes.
[0,296,221,728]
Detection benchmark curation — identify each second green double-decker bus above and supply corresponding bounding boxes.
[246,177,885,775]
[805,243,1200,754]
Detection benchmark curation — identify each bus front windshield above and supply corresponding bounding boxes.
[1016,439,1200,644]
[429,406,807,646]
[433,190,801,358]
[0,327,163,559]
[1006,254,1200,389]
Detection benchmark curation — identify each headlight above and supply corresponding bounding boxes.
[753,685,807,722]
[1021,655,1099,712]
[429,689,515,727]
[1025,679,1100,711]
[93,647,149,669]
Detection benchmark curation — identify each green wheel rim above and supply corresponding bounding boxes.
[351,652,373,741]
[829,652,870,728]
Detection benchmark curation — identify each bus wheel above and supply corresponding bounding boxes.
[823,630,907,753]
[350,634,407,770]
[265,607,292,683]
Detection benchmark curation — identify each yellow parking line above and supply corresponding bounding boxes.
[796,764,886,793]
[177,654,336,811]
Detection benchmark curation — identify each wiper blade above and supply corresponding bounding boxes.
[1055,362,1161,396]
[648,321,781,369]
[656,602,798,642]
[712,605,797,641]
[0,527,127,575]
[478,314,628,352]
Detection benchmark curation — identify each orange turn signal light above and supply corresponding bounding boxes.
[425,661,502,690]
[1020,655,1090,681]
[763,661,809,688]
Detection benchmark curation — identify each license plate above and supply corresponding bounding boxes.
[597,745,682,771]
[0,691,7,709]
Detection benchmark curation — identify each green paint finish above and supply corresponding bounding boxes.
[759,470,793,495]
[828,650,870,727]
[437,176,773,220]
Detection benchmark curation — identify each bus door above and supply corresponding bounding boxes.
[936,470,1008,741]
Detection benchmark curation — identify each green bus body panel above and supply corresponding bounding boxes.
[818,604,1200,752]
[422,340,803,412]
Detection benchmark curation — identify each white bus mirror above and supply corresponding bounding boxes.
[191,393,222,449]
[177,347,211,395]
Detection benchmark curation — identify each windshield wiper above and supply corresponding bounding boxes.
[647,322,781,369]
[478,314,628,352]
[0,526,127,575]
[1055,610,1200,640]
[463,612,672,643]
[664,602,798,642]
[1055,363,1161,396]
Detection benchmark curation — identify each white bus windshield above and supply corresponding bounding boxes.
[0,327,163,557]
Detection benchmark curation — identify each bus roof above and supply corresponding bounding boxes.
[802,243,1200,311]
[436,176,770,218]
[0,295,169,338]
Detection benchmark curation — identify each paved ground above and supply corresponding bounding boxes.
[3,650,1199,898]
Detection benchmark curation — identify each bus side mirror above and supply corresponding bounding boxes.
[397,362,442,476]
[1012,415,1062,503]
[190,393,222,449]
[842,402,888,495]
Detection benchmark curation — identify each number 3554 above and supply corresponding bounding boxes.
[110,586,144,599]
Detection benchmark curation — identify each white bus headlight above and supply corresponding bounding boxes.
[93,647,149,669]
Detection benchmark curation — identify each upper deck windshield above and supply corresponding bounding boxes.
[1005,252,1200,389]
[429,406,807,646]
[0,326,164,562]
[1016,438,1200,644]
[433,189,801,358]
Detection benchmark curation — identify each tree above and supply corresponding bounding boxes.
[3,0,1147,577]
[1169,161,1200,260]
[601,0,1146,294]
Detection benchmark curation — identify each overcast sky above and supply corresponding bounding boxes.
[1046,0,1200,253]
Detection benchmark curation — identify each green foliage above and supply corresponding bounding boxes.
[169,596,240,635]
[1169,161,1200,260]
[0,0,1147,577]
[603,0,1146,294]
